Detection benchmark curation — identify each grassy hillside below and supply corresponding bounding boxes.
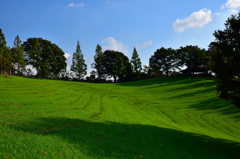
[0,75,240,159]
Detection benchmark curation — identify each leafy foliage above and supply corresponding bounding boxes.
[102,50,131,82]
[209,13,240,107]
[177,45,209,72]
[149,47,176,77]
[23,38,66,78]
[0,56,12,74]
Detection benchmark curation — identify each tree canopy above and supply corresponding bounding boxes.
[102,50,131,82]
[149,47,176,77]
[209,13,240,107]
[177,45,209,74]
[23,38,66,78]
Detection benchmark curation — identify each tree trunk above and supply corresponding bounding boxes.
[0,66,2,74]
[113,75,116,83]
[98,72,101,80]
[18,63,20,75]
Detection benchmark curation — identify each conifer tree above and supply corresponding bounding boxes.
[0,29,12,74]
[91,44,104,80]
[11,35,26,74]
[0,29,6,49]
[71,41,87,80]
[130,47,142,78]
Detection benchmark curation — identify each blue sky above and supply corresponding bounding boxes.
[1,0,239,75]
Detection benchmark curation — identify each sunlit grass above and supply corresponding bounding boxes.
[0,75,240,158]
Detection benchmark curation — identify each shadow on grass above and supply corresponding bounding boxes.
[169,87,216,100]
[9,117,240,159]
[143,78,216,91]
[187,96,240,115]
[118,76,193,87]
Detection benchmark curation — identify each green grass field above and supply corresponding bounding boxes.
[0,75,240,159]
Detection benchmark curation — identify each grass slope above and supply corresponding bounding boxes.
[0,75,240,159]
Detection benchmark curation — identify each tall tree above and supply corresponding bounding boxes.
[0,29,12,74]
[26,38,41,75]
[71,41,87,80]
[149,47,176,77]
[91,44,104,80]
[130,47,142,78]
[209,13,240,107]
[11,35,26,74]
[0,29,6,49]
[102,50,131,82]
[23,38,66,78]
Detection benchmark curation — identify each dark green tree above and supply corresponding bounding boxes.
[0,29,10,59]
[102,50,131,83]
[0,29,6,49]
[149,47,176,77]
[209,13,240,107]
[91,44,104,80]
[71,41,87,80]
[26,38,41,75]
[177,45,209,74]
[23,38,66,78]
[130,47,142,79]
[0,56,12,75]
[0,29,12,74]
[11,35,26,74]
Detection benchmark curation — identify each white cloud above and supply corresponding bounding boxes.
[231,9,239,14]
[68,3,85,7]
[66,54,73,71]
[65,53,71,71]
[214,13,221,16]
[64,53,70,59]
[136,40,152,50]
[101,37,129,55]
[221,4,225,9]
[222,0,240,9]
[173,8,212,32]
[226,0,240,8]
[102,0,111,4]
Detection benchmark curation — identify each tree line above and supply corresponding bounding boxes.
[0,13,239,107]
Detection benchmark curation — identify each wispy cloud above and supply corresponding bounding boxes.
[173,8,212,32]
[68,3,85,7]
[136,40,152,51]
[221,0,240,9]
[102,0,111,4]
[101,37,129,55]
[231,9,239,14]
